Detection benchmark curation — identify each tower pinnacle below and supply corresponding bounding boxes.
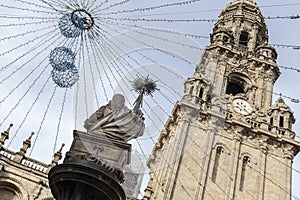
[0,123,13,147]
[14,132,34,163]
[212,0,268,52]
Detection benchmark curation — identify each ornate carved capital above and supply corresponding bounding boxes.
[233,134,242,142]
[258,140,269,153]
[283,146,295,160]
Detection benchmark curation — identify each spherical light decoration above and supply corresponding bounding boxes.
[51,62,79,88]
[58,13,84,38]
[49,46,75,71]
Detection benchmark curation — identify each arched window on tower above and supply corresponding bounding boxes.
[239,31,249,46]
[262,50,268,57]
[256,30,264,47]
[279,116,284,127]
[212,146,223,183]
[270,117,273,126]
[239,156,250,191]
[223,35,229,43]
[268,117,274,131]
[226,76,246,96]
[189,86,194,95]
[199,87,204,99]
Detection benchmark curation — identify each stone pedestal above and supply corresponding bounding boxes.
[49,130,131,200]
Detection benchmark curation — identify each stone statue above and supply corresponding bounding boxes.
[84,94,145,142]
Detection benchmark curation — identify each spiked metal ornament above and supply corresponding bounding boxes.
[131,75,158,113]
[132,75,158,96]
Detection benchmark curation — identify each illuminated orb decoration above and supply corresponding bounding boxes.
[58,13,84,38]
[51,63,79,88]
[49,47,75,71]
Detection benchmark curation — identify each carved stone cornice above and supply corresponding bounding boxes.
[283,148,294,160]
[204,43,280,81]
[258,138,269,153]
[152,129,171,153]
[64,152,125,182]
[232,133,243,142]
[226,116,300,154]
[147,155,156,169]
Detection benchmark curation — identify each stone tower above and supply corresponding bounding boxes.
[143,0,300,200]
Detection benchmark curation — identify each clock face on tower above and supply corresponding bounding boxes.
[232,98,253,115]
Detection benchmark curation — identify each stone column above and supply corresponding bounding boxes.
[49,93,146,200]
[256,144,267,200]
[264,78,273,110]
[255,78,264,109]
[283,149,293,200]
[227,134,242,200]
[196,117,221,199]
[167,111,191,199]
[48,131,128,200]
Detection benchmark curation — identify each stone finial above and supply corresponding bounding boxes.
[271,97,293,113]
[51,143,65,166]
[21,132,35,153]
[5,123,13,134]
[277,96,284,104]
[0,124,13,148]
[14,132,34,163]
[143,186,154,200]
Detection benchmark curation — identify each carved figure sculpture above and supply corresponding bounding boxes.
[84,94,145,142]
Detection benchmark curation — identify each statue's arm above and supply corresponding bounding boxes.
[84,105,106,130]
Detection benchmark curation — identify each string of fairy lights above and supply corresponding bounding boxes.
[0,0,298,156]
[0,0,299,198]
[0,0,298,159]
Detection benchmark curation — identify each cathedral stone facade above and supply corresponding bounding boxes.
[143,0,300,199]
[0,125,60,200]
[0,125,140,200]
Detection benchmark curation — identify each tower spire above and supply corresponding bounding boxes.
[0,123,13,148]
[51,143,65,166]
[211,0,268,52]
[14,132,34,163]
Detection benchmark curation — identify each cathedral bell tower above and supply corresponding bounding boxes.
[143,0,300,199]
